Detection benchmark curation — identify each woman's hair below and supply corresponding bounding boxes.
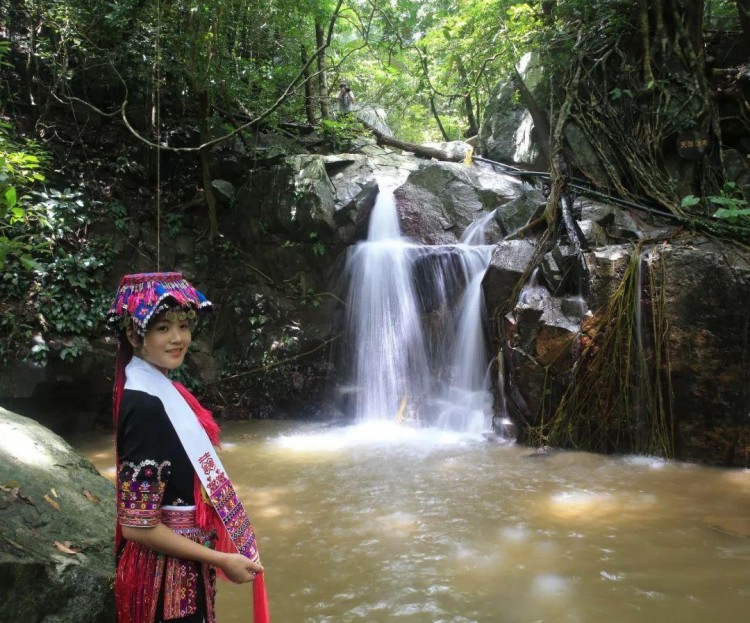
[112,332,134,429]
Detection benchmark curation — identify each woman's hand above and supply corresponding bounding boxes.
[219,552,264,584]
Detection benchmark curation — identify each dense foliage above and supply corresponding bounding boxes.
[0,0,748,367]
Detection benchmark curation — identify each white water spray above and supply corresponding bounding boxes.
[340,184,496,432]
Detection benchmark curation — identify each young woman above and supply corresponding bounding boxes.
[108,272,269,623]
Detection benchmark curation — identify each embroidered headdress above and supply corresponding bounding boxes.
[107,272,213,336]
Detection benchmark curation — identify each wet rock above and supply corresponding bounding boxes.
[211,179,235,205]
[653,240,750,466]
[479,52,547,167]
[235,154,378,246]
[541,245,578,296]
[0,407,115,622]
[0,338,114,435]
[723,148,750,201]
[563,123,608,186]
[323,154,379,243]
[578,219,609,248]
[394,162,496,244]
[578,198,616,227]
[583,244,634,312]
[609,209,642,241]
[482,240,538,308]
[494,189,546,237]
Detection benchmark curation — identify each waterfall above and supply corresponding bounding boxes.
[340,186,495,433]
[343,189,431,422]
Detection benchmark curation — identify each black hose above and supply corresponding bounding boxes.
[472,155,688,224]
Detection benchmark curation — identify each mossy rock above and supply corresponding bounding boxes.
[0,407,115,622]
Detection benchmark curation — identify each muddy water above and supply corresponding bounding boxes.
[75,420,750,623]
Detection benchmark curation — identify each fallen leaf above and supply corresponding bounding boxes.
[44,494,61,510]
[50,488,58,498]
[53,541,80,555]
[82,490,100,503]
[1,480,20,491]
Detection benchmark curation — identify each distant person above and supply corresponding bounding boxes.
[338,82,355,113]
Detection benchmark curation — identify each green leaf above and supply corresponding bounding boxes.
[713,207,750,220]
[708,195,741,206]
[19,255,42,271]
[4,186,16,209]
[680,195,700,207]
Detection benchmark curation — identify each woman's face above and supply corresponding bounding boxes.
[134,310,192,371]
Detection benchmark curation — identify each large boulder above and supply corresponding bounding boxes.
[0,407,115,622]
[482,240,538,309]
[654,240,750,465]
[234,154,379,246]
[479,52,547,167]
[394,162,503,244]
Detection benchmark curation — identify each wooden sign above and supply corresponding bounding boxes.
[677,131,710,160]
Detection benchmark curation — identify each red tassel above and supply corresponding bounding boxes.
[193,475,213,531]
[116,541,162,623]
[253,572,271,623]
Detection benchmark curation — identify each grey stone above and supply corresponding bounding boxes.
[541,245,579,296]
[583,244,634,311]
[494,189,546,236]
[654,242,750,465]
[479,52,547,167]
[578,219,609,247]
[394,161,499,244]
[482,240,538,308]
[578,199,616,226]
[211,179,236,204]
[0,408,115,622]
[723,149,750,201]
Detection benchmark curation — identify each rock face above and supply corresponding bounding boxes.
[481,192,750,465]
[0,407,115,622]
[479,52,547,167]
[655,241,750,464]
[394,161,510,244]
[0,338,115,436]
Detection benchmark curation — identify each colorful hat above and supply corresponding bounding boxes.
[107,272,213,336]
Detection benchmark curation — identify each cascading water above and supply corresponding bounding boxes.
[343,187,431,421]
[340,183,496,433]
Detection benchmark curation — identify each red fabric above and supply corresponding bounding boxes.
[115,539,164,623]
[172,381,220,445]
[254,572,271,623]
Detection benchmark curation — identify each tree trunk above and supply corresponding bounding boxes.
[315,21,329,119]
[638,0,655,85]
[301,45,316,124]
[370,130,464,161]
[429,95,450,141]
[455,57,479,137]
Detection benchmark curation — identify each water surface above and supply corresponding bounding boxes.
[77,420,750,622]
